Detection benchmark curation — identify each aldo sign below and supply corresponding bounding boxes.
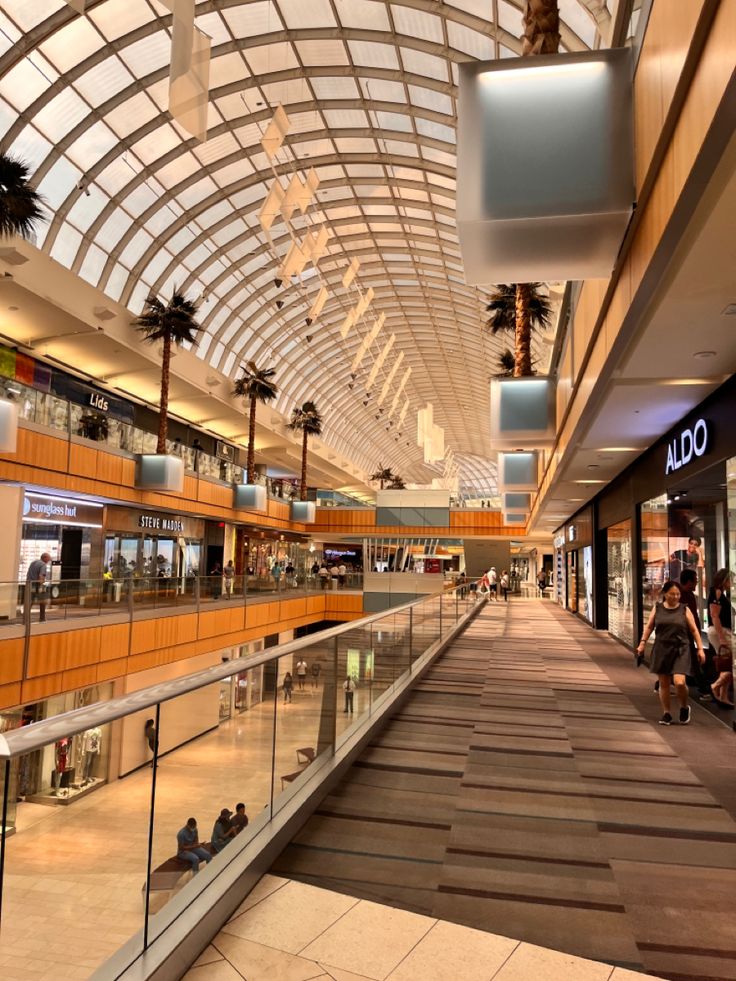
[665,419,709,475]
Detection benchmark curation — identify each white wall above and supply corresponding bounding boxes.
[117,650,222,776]
[363,571,446,596]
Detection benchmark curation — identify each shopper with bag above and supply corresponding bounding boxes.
[707,568,734,707]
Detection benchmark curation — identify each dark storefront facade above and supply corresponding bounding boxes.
[556,377,736,716]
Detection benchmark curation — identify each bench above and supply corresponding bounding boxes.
[146,843,213,893]
[281,746,316,790]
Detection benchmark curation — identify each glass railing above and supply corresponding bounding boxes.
[0,376,302,498]
[0,572,365,633]
[0,584,483,980]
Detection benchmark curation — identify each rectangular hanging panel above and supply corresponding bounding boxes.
[169,0,211,143]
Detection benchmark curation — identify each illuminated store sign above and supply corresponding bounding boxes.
[23,493,103,528]
[665,419,709,475]
[138,514,185,533]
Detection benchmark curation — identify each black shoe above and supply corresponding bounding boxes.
[653,681,660,693]
[679,706,691,725]
[658,713,673,725]
[635,653,644,667]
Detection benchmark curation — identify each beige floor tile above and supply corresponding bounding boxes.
[387,920,518,981]
[182,959,245,981]
[191,944,224,967]
[227,873,291,921]
[224,879,358,954]
[321,966,395,981]
[490,943,613,981]
[214,933,326,980]
[301,899,436,980]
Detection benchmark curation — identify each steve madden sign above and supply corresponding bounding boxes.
[665,419,709,475]
[138,514,185,533]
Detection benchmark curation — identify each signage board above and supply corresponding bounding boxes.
[665,418,709,475]
[23,493,103,528]
[138,514,185,533]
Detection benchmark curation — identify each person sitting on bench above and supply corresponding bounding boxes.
[211,808,236,853]
[230,802,249,834]
[176,817,211,874]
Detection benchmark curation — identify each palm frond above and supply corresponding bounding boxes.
[0,153,47,240]
[289,400,323,437]
[232,362,278,403]
[133,288,202,346]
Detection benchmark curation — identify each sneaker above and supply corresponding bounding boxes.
[658,713,673,725]
[698,693,714,702]
[679,706,691,725]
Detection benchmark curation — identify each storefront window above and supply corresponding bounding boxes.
[607,519,634,646]
[578,545,594,622]
[640,494,669,623]
[567,551,577,613]
[0,684,112,832]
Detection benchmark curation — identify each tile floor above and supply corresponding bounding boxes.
[187,874,661,981]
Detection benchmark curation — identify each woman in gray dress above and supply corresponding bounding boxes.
[636,580,705,725]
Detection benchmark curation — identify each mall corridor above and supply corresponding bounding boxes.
[271,600,736,981]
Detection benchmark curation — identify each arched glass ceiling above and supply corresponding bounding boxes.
[0,0,609,484]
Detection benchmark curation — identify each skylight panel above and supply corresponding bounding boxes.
[323,108,370,129]
[334,137,378,155]
[334,0,391,31]
[131,123,181,167]
[75,57,135,108]
[143,249,177,286]
[89,1,153,42]
[78,242,108,287]
[194,11,231,46]
[97,207,136,251]
[37,155,82,210]
[277,0,337,29]
[119,226,155,268]
[416,118,455,144]
[496,0,523,35]
[66,120,119,170]
[0,57,53,111]
[391,6,444,43]
[222,2,283,36]
[348,40,400,71]
[408,85,453,115]
[383,139,419,158]
[33,87,91,143]
[559,0,597,46]
[210,51,250,88]
[447,21,494,59]
[177,175,218,210]
[359,78,405,103]
[295,40,349,67]
[399,48,448,82]
[105,91,159,138]
[39,14,103,73]
[119,31,171,76]
[213,159,255,189]
[67,187,107,232]
[245,42,300,75]
[50,225,82,269]
[374,110,413,134]
[9,123,53,172]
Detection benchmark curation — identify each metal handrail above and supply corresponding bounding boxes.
[0,584,469,759]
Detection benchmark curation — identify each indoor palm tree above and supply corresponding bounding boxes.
[497,349,516,377]
[370,464,395,489]
[522,0,560,54]
[0,152,46,240]
[288,401,323,500]
[388,474,406,490]
[134,289,202,454]
[233,361,278,483]
[486,283,552,377]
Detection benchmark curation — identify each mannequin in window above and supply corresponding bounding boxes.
[81,727,102,784]
[54,737,71,795]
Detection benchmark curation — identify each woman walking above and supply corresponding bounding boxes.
[707,568,734,706]
[636,580,705,725]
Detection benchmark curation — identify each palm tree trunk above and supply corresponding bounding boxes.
[301,429,308,500]
[522,0,560,54]
[247,393,257,483]
[157,332,171,454]
[514,284,533,377]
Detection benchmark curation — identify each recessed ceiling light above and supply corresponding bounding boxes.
[721,303,736,316]
[8,305,18,311]
[587,464,600,470]
[693,350,716,359]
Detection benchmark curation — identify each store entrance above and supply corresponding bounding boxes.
[60,527,83,580]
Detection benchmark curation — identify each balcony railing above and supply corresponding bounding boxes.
[0,572,365,636]
[0,584,483,981]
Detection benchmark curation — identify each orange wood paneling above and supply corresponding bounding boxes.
[0,639,24,685]
[0,682,22,711]
[99,622,130,660]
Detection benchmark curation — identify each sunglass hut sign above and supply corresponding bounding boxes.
[665,419,709,475]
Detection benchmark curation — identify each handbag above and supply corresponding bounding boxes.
[714,646,733,674]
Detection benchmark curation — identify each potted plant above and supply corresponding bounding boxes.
[0,152,46,453]
[133,288,201,491]
[288,401,322,522]
[232,361,278,511]
[486,283,556,449]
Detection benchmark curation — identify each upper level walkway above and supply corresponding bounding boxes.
[273,600,736,981]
